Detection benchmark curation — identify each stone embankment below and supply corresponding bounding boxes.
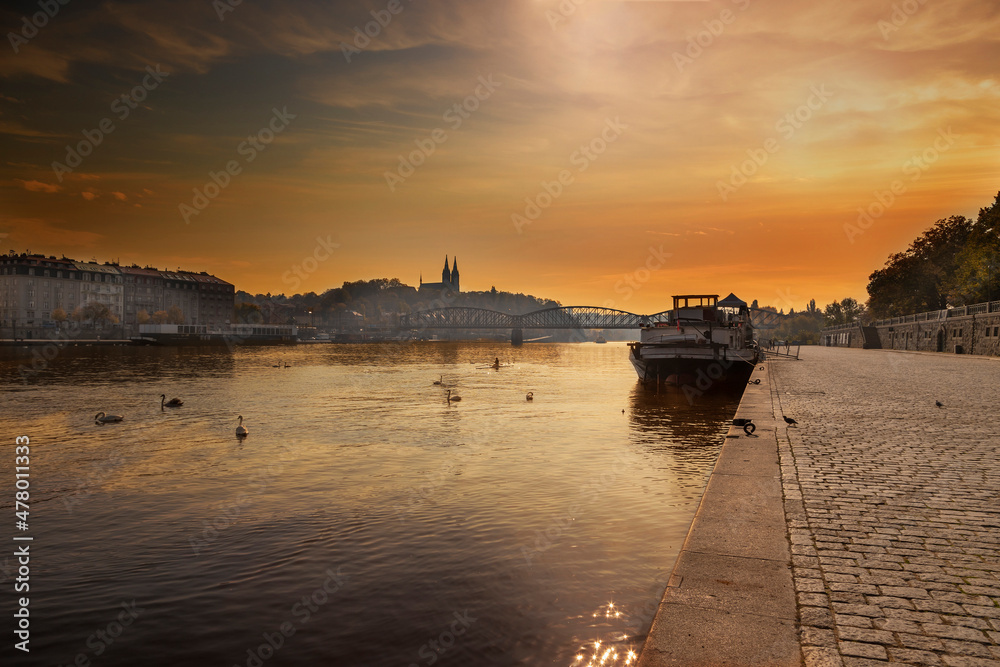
[639,346,1000,666]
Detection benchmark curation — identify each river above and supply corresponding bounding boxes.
[0,341,741,666]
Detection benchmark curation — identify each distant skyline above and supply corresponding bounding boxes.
[2,0,998,314]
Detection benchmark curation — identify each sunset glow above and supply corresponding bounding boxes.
[2,0,998,312]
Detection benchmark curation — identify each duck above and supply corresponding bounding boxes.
[95,411,124,424]
[446,389,462,403]
[236,415,248,437]
[160,394,183,408]
[526,392,534,401]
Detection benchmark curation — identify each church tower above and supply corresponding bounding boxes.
[451,257,459,291]
[442,255,451,284]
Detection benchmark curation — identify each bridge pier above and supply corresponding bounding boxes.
[511,328,523,346]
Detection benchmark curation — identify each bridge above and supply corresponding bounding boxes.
[399,305,781,343]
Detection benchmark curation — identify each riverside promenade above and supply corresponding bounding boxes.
[638,346,1000,666]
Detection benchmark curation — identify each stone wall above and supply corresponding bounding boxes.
[822,305,1000,356]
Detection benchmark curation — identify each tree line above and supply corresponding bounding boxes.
[791,190,1000,334]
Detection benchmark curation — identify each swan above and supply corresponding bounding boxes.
[526,392,533,401]
[283,362,291,368]
[95,411,124,424]
[446,389,462,403]
[160,394,183,408]
[433,375,443,385]
[236,415,248,437]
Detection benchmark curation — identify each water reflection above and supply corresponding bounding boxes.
[0,341,740,667]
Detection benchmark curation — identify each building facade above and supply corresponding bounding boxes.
[0,252,235,339]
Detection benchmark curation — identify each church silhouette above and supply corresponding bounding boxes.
[419,256,460,293]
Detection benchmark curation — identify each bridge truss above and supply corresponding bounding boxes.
[400,306,674,330]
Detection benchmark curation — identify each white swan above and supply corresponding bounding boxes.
[446,389,462,403]
[95,411,124,424]
[526,392,533,401]
[161,394,183,408]
[236,415,248,437]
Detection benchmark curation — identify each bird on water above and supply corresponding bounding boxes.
[783,415,798,426]
[161,394,184,408]
[433,375,443,385]
[236,415,248,437]
[526,392,533,401]
[95,411,124,424]
[446,389,462,403]
[935,400,944,408]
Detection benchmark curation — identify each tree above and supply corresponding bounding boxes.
[949,192,1000,304]
[137,309,150,325]
[824,298,865,326]
[167,305,184,324]
[82,301,112,328]
[867,215,974,317]
[152,310,169,324]
[51,308,67,327]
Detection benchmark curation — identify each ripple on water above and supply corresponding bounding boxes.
[0,342,740,666]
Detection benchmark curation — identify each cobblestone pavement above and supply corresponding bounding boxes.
[770,347,1000,667]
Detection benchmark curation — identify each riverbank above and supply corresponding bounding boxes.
[636,358,800,666]
[639,346,1000,666]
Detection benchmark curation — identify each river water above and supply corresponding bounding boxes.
[0,341,741,667]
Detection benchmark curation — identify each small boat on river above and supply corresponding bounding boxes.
[627,294,759,388]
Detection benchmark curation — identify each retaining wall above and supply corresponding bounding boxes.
[823,308,1000,356]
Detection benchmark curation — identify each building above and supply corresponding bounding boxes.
[0,252,235,339]
[418,256,460,293]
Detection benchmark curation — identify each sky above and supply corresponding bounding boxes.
[1,0,998,314]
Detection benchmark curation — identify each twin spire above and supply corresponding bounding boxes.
[442,255,459,284]
[419,255,460,291]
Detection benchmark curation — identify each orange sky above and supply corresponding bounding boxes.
[1,0,998,314]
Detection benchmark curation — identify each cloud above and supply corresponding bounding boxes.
[112,191,128,201]
[81,192,97,201]
[0,217,103,248]
[15,179,62,193]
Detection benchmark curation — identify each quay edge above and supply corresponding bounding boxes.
[636,361,800,667]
